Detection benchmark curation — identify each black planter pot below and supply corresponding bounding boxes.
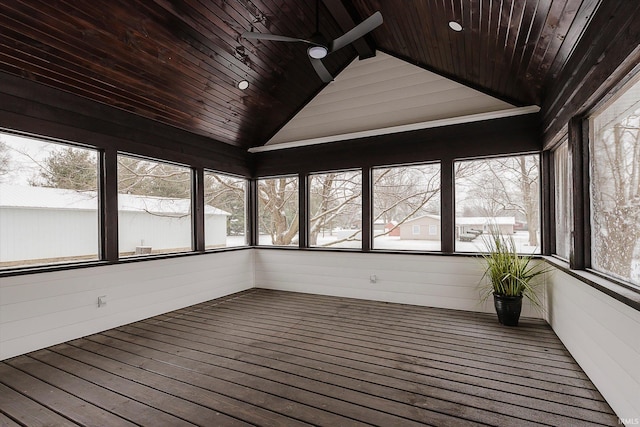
[493,294,523,326]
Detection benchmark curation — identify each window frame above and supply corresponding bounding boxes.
[256,174,300,247]
[0,132,101,270]
[453,153,542,254]
[552,138,572,261]
[116,152,195,258]
[370,161,443,253]
[0,130,253,276]
[585,71,640,289]
[307,168,363,250]
[203,169,249,249]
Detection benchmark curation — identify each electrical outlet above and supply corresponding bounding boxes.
[97,295,107,308]
[370,274,377,283]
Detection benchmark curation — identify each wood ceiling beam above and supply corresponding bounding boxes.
[321,0,376,59]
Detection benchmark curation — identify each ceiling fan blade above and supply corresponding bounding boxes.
[310,58,333,83]
[330,11,383,52]
[241,32,311,44]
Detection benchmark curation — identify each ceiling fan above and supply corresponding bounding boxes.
[241,1,383,83]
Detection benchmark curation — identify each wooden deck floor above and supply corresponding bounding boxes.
[0,288,619,426]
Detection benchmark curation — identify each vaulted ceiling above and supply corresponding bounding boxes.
[0,0,602,150]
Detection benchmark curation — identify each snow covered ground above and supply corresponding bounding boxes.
[254,231,539,254]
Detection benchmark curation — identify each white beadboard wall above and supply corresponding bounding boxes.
[0,250,254,360]
[254,249,544,318]
[545,266,640,423]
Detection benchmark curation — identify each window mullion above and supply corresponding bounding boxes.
[101,147,119,262]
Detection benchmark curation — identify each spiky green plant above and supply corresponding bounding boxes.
[479,229,548,309]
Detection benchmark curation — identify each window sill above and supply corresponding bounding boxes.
[543,256,640,312]
[0,246,252,278]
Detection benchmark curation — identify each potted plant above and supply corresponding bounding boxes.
[479,229,547,326]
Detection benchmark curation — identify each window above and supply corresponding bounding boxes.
[554,140,572,260]
[455,155,540,254]
[309,170,362,248]
[590,74,640,286]
[0,133,99,268]
[372,163,441,251]
[257,176,298,246]
[204,171,247,248]
[117,154,192,257]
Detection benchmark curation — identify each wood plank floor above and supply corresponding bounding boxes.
[0,288,619,426]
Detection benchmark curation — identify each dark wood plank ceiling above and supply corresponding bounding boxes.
[0,0,601,150]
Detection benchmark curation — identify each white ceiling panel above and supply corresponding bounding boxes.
[264,52,527,149]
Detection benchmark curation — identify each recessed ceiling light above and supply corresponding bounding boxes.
[448,21,463,32]
[237,80,249,90]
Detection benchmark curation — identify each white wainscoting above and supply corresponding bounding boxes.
[254,249,544,318]
[0,250,254,360]
[545,265,640,423]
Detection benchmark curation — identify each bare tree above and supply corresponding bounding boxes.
[117,156,190,198]
[591,112,640,280]
[309,171,362,246]
[0,139,11,180]
[258,177,299,245]
[204,173,246,236]
[372,165,440,238]
[457,155,539,246]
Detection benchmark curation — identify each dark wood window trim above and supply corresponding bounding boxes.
[362,167,372,252]
[0,246,253,278]
[541,150,553,256]
[441,157,454,254]
[247,179,259,247]
[100,147,119,262]
[298,172,309,249]
[192,167,205,252]
[569,117,589,270]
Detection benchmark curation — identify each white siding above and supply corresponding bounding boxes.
[0,207,99,262]
[0,206,228,263]
[0,250,254,360]
[545,265,640,423]
[254,249,544,317]
[119,212,227,253]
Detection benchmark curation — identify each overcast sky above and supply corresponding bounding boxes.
[1,132,65,185]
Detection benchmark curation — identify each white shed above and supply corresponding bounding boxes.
[0,184,229,265]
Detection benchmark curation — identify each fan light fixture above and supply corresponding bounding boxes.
[237,80,249,90]
[308,45,328,59]
[448,21,463,32]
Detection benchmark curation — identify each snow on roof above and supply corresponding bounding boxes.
[0,184,229,215]
[456,216,515,225]
[401,214,441,225]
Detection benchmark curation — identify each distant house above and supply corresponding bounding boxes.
[397,215,516,240]
[0,184,229,263]
[386,222,400,237]
[399,214,441,240]
[456,216,515,236]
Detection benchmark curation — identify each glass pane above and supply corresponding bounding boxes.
[373,164,441,251]
[257,176,298,246]
[0,133,99,268]
[117,155,192,257]
[554,141,572,260]
[309,170,362,249]
[590,75,640,286]
[204,172,247,248]
[455,155,540,254]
